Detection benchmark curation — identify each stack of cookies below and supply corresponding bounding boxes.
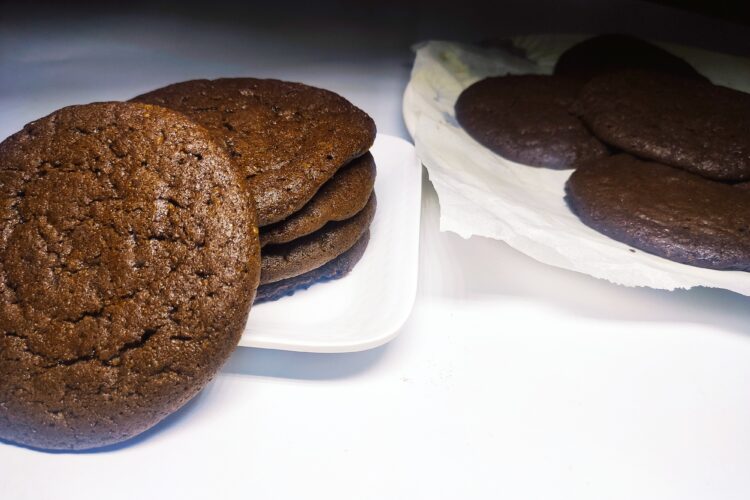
[456,34,750,272]
[132,79,377,302]
[0,79,375,450]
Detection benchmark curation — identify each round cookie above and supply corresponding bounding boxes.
[566,154,750,271]
[0,102,260,450]
[261,194,376,284]
[256,230,370,303]
[260,153,376,247]
[554,34,707,82]
[131,78,376,226]
[455,75,609,169]
[578,70,750,182]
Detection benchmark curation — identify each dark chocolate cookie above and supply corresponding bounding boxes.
[455,75,608,169]
[131,78,376,226]
[260,153,376,247]
[566,154,750,271]
[554,34,707,82]
[256,230,370,303]
[0,102,260,450]
[578,70,750,182]
[261,194,376,284]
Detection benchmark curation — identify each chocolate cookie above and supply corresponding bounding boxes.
[578,70,750,182]
[455,75,608,169]
[554,34,707,82]
[261,194,376,284]
[260,153,376,247]
[256,230,370,303]
[566,154,750,271]
[131,78,376,225]
[0,102,260,450]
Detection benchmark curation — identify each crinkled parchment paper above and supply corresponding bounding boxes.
[403,37,750,295]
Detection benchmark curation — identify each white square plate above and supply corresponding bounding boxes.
[239,134,421,352]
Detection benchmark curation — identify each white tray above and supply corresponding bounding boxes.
[239,134,421,352]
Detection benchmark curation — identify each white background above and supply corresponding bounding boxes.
[2,4,750,499]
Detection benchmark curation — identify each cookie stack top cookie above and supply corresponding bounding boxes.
[132,78,376,225]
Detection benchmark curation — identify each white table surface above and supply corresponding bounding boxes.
[2,11,750,500]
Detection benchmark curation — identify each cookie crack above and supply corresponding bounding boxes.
[3,330,63,366]
[3,323,162,369]
[58,352,98,367]
[65,306,105,325]
[115,327,159,357]
[157,196,186,209]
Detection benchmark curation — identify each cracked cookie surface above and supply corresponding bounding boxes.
[0,102,260,450]
[131,78,376,226]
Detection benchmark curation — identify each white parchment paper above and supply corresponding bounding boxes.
[403,38,750,295]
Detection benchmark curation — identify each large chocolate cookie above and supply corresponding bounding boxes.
[578,70,750,182]
[554,34,707,82]
[0,102,260,450]
[131,78,376,225]
[256,230,370,303]
[455,75,608,169]
[260,153,376,247]
[566,154,750,271]
[261,194,376,284]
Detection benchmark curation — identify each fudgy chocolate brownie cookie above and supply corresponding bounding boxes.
[261,194,376,284]
[131,78,376,225]
[260,153,376,247]
[578,70,750,182]
[0,102,260,450]
[554,34,707,82]
[256,231,370,303]
[455,75,608,169]
[566,155,750,271]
